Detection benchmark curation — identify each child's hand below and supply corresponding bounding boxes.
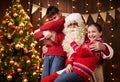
[34,29,40,34]
[65,64,72,73]
[42,46,48,54]
[50,31,56,41]
[90,42,105,52]
[43,31,52,39]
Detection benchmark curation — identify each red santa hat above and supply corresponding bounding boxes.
[65,13,86,27]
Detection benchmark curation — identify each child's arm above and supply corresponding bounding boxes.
[40,17,65,32]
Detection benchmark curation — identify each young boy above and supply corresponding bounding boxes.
[34,6,66,79]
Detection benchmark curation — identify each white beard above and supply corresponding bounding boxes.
[62,26,86,58]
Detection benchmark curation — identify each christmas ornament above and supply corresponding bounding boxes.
[17,66,22,72]
[32,72,37,76]
[31,54,35,58]
[30,43,35,48]
[7,33,12,39]
[11,70,16,75]
[33,65,38,70]
[2,19,6,24]
[7,74,12,81]
[19,30,23,35]
[10,58,14,64]
[22,76,28,82]
[15,43,21,50]
[26,57,31,64]
[24,48,29,54]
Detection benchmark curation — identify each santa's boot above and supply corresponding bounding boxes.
[41,72,59,82]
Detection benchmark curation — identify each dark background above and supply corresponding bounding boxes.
[0,0,120,82]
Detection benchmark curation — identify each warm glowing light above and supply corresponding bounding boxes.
[48,4,50,6]
[110,6,114,9]
[86,10,88,13]
[109,42,112,45]
[106,20,111,23]
[86,3,88,6]
[110,73,113,75]
[57,2,59,4]
[98,10,101,12]
[112,64,115,67]
[72,6,75,9]
[112,78,115,81]
[111,28,114,31]
[97,2,101,6]
[111,35,114,37]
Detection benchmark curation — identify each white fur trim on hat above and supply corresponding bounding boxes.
[65,13,84,23]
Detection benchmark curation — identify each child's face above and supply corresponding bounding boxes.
[49,13,61,21]
[87,25,102,42]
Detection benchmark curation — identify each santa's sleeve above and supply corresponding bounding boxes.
[40,17,65,32]
[101,43,114,60]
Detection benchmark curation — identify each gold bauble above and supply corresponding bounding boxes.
[31,55,35,58]
[0,46,5,52]
[20,43,24,48]
[30,43,35,48]
[7,74,12,81]
[17,68,22,72]
[10,60,14,64]
[34,41,38,44]
[19,30,23,35]
[7,33,12,39]
[2,20,6,24]
[15,44,21,50]
[22,78,28,82]
[32,72,37,76]
[26,59,31,64]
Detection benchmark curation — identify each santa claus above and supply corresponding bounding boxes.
[62,13,86,58]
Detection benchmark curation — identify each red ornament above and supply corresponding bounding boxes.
[0,37,4,41]
[26,57,31,64]
[10,25,15,29]
[24,49,29,54]
[22,76,28,82]
[33,65,38,70]
[7,74,12,81]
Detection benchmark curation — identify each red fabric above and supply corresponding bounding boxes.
[103,45,110,56]
[41,73,59,82]
[40,17,65,32]
[34,17,66,57]
[67,40,102,81]
[45,33,66,56]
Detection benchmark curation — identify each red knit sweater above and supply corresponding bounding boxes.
[34,17,66,57]
[67,39,103,81]
[34,17,65,39]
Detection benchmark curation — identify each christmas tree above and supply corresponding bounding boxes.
[0,0,42,82]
